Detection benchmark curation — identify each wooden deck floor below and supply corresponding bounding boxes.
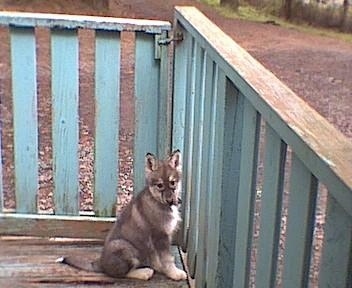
[0,236,189,287]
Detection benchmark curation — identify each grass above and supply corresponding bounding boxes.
[199,0,352,43]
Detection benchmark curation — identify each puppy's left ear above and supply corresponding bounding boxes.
[168,149,182,172]
[145,152,157,173]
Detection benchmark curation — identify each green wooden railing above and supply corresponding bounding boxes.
[0,11,171,238]
[172,6,352,288]
[0,7,351,288]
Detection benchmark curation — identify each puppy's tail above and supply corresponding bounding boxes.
[56,256,103,273]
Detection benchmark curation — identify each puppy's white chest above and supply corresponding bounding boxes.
[168,206,181,234]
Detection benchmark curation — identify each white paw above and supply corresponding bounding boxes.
[126,267,154,280]
[140,268,154,280]
[168,268,187,281]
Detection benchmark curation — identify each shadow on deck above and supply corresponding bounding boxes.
[0,237,189,287]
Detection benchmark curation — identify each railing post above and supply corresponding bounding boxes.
[319,195,352,288]
[217,79,243,288]
[157,30,172,158]
[171,24,192,248]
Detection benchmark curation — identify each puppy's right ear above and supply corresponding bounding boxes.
[145,153,157,174]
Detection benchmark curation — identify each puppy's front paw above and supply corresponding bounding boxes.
[126,267,154,280]
[168,268,187,281]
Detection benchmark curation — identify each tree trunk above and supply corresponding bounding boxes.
[340,0,349,32]
[282,0,293,20]
[220,0,240,11]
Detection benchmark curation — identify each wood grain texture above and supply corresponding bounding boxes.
[233,98,260,288]
[172,25,191,249]
[187,42,204,278]
[0,11,171,33]
[217,80,242,288]
[179,36,196,252]
[205,67,226,288]
[94,30,120,217]
[134,32,160,193]
[319,194,352,288]
[0,237,188,288]
[282,155,318,288]
[194,52,214,287]
[10,27,38,214]
[0,213,114,239]
[51,28,79,215]
[157,31,172,158]
[255,125,287,288]
[175,6,352,216]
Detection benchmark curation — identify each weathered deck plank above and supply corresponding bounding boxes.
[0,237,188,287]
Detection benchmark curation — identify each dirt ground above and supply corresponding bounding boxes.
[0,1,350,286]
[1,0,351,139]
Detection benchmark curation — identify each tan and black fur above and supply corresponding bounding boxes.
[58,150,187,281]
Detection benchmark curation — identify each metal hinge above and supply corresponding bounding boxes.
[155,31,183,59]
[158,31,184,45]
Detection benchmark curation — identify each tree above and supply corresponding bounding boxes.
[220,0,240,11]
[340,0,350,31]
[282,0,293,20]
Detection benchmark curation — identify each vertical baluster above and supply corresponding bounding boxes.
[319,194,352,288]
[195,53,214,287]
[94,30,120,217]
[233,98,261,288]
[187,43,204,277]
[282,153,318,287]
[0,126,2,212]
[10,27,38,214]
[217,80,243,288]
[51,28,79,215]
[157,31,171,158]
[180,37,196,251]
[255,125,287,288]
[134,32,160,193]
[205,66,226,288]
[172,29,192,247]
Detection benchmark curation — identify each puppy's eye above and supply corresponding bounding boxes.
[169,180,176,187]
[156,183,164,189]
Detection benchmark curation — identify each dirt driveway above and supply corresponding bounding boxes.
[1,0,351,139]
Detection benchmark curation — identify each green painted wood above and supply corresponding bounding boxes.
[0,11,171,33]
[10,27,38,214]
[174,7,352,217]
[171,25,188,154]
[255,125,287,288]
[157,31,171,158]
[0,213,114,239]
[282,154,318,288]
[205,66,226,288]
[0,130,2,212]
[187,42,204,278]
[94,30,120,217]
[172,29,192,248]
[216,80,243,288]
[233,97,261,288]
[179,37,196,252]
[319,194,352,288]
[134,32,160,193]
[51,29,79,215]
[195,53,214,288]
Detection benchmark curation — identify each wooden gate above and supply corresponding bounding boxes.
[0,11,172,239]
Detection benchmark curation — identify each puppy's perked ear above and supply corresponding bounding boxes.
[145,152,158,173]
[168,149,182,172]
